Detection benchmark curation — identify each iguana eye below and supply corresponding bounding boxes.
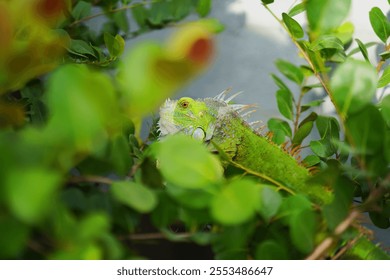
[180,100,189,108]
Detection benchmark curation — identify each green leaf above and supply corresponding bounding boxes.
[113,10,130,33]
[307,0,351,35]
[261,0,274,4]
[316,115,340,140]
[275,59,304,85]
[355,39,370,63]
[301,99,324,112]
[152,135,223,189]
[0,216,30,258]
[71,1,92,20]
[68,39,97,58]
[111,181,157,213]
[255,240,288,260]
[310,35,344,51]
[104,33,125,57]
[196,0,211,17]
[256,185,282,222]
[279,195,312,225]
[267,118,292,137]
[5,168,61,224]
[292,121,313,145]
[46,65,119,153]
[331,59,377,115]
[166,184,213,209]
[333,22,354,44]
[270,74,291,91]
[322,177,355,230]
[288,3,305,17]
[369,7,390,43]
[380,95,390,126]
[310,139,336,158]
[151,191,178,228]
[282,13,304,39]
[379,50,390,60]
[132,5,148,28]
[302,155,321,167]
[348,42,377,56]
[378,65,390,88]
[346,104,385,156]
[276,89,294,120]
[369,212,390,229]
[211,179,260,225]
[290,209,317,253]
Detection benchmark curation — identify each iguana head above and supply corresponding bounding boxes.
[158,89,253,141]
[158,96,219,141]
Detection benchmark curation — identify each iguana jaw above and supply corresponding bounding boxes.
[158,98,180,137]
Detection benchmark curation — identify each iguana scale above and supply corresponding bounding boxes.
[158,89,332,204]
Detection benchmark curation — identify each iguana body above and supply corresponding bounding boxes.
[158,90,331,204]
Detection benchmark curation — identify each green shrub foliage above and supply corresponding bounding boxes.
[0,0,389,260]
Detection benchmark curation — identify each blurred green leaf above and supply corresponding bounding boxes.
[104,33,125,57]
[306,0,351,35]
[346,104,385,156]
[369,7,390,43]
[310,35,344,51]
[0,216,30,258]
[310,139,335,158]
[152,135,223,189]
[380,95,390,126]
[290,209,317,253]
[316,115,340,140]
[5,168,61,224]
[379,50,390,60]
[113,10,130,33]
[369,212,390,229]
[288,3,305,17]
[267,118,292,137]
[271,74,291,91]
[279,195,313,225]
[211,179,260,225]
[378,65,390,88]
[261,0,274,4]
[151,191,178,227]
[196,0,212,17]
[71,1,92,20]
[302,155,321,167]
[301,99,324,112]
[355,39,370,63]
[132,5,148,28]
[166,183,213,209]
[255,240,289,260]
[275,59,304,85]
[331,59,377,115]
[256,185,282,222]
[322,177,354,230]
[111,181,157,213]
[276,89,294,120]
[68,40,96,58]
[333,22,354,44]
[282,13,304,39]
[292,121,313,145]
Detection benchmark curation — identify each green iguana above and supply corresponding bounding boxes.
[158,89,331,204]
[157,90,390,260]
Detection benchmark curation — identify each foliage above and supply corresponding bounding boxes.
[0,0,389,260]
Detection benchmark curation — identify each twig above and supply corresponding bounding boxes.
[68,0,161,27]
[306,210,360,260]
[68,175,113,185]
[118,232,192,241]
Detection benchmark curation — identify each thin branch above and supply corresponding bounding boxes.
[68,175,113,185]
[118,232,192,241]
[68,0,161,28]
[306,209,361,260]
[293,87,305,135]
